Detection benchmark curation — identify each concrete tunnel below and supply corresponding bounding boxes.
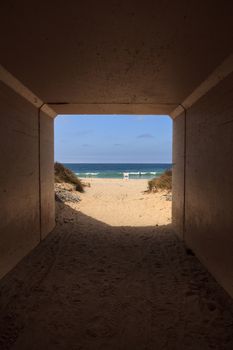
[0,0,233,300]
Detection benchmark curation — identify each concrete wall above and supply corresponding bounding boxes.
[173,73,233,297]
[0,82,55,279]
[172,112,185,239]
[40,112,55,239]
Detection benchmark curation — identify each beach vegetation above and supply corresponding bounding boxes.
[148,169,172,192]
[54,162,84,192]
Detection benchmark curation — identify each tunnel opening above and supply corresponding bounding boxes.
[54,114,173,228]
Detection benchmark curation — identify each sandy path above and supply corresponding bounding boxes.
[0,180,233,349]
[75,178,172,226]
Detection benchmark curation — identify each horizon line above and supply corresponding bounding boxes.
[59,162,173,164]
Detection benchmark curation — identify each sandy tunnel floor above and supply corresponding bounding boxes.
[0,180,233,350]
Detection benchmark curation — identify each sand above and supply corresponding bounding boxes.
[73,178,172,226]
[0,179,233,350]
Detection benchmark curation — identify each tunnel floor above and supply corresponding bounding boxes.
[0,202,233,350]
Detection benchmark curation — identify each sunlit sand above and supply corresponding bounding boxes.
[71,178,171,227]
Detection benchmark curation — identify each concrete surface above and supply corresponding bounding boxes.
[0,82,40,279]
[184,73,233,297]
[40,112,55,239]
[1,1,233,115]
[0,82,55,279]
[172,112,185,239]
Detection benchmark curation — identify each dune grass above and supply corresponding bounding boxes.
[148,169,172,193]
[54,162,84,192]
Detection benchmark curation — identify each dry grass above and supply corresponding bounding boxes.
[54,162,84,192]
[148,169,172,193]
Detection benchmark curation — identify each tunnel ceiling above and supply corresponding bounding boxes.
[1,0,233,115]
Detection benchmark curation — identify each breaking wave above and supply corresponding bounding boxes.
[75,171,160,178]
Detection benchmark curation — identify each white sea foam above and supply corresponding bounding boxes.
[76,172,99,176]
[75,170,158,177]
[127,171,157,175]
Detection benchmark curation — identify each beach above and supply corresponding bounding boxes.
[71,178,171,227]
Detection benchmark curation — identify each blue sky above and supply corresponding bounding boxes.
[55,115,172,163]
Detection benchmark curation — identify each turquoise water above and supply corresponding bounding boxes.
[63,163,172,179]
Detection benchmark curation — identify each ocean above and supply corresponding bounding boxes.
[63,163,172,179]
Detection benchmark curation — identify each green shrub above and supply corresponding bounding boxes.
[148,169,172,192]
[54,162,84,192]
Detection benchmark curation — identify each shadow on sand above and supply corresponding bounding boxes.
[0,202,233,350]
